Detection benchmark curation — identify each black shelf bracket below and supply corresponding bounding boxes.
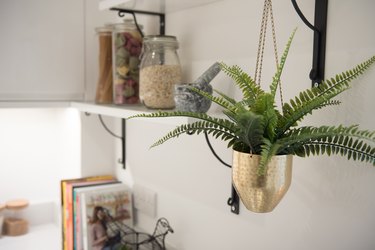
[227,185,240,214]
[292,0,328,87]
[96,114,126,170]
[121,118,126,170]
[110,7,166,35]
[203,132,240,215]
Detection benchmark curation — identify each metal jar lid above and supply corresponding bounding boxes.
[143,35,179,48]
[113,19,143,32]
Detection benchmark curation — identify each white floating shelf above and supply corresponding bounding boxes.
[71,101,152,118]
[99,0,224,13]
[0,224,60,250]
[0,101,71,108]
[71,101,193,125]
[71,101,224,125]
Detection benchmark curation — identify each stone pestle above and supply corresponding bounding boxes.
[174,62,221,113]
[193,62,221,86]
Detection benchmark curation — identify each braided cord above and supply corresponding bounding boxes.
[254,0,284,109]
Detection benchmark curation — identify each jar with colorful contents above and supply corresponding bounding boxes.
[112,19,143,105]
[139,35,182,109]
[95,24,113,104]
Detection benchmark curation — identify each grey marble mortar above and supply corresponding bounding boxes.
[174,82,213,113]
[174,62,221,113]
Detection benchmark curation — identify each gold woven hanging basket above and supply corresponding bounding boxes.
[232,150,293,213]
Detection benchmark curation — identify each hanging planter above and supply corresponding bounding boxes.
[128,29,375,212]
[232,150,292,213]
[128,0,375,213]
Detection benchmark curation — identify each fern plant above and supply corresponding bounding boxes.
[129,30,375,175]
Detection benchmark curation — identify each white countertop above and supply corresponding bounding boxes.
[0,223,61,250]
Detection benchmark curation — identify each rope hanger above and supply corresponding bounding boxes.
[254,0,284,108]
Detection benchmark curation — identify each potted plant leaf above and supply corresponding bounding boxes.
[128,30,375,213]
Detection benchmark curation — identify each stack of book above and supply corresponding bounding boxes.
[61,175,133,250]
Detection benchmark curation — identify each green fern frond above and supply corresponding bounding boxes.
[214,89,237,104]
[151,120,237,148]
[279,125,375,149]
[277,125,375,165]
[258,139,281,175]
[234,110,265,153]
[238,99,257,109]
[190,86,236,113]
[277,55,375,137]
[315,56,375,99]
[297,141,374,165]
[222,101,253,124]
[127,110,210,123]
[128,111,238,135]
[270,28,297,99]
[220,62,264,102]
[252,93,279,142]
[316,99,342,109]
[278,89,348,136]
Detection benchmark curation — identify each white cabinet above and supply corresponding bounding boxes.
[0,0,84,102]
[0,0,223,111]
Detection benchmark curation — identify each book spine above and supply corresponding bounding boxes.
[62,182,68,250]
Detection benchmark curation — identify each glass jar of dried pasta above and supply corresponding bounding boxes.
[139,35,182,109]
[95,24,113,104]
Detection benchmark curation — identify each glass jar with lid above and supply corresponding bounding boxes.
[139,35,182,109]
[112,19,143,105]
[95,24,113,104]
[0,203,5,237]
